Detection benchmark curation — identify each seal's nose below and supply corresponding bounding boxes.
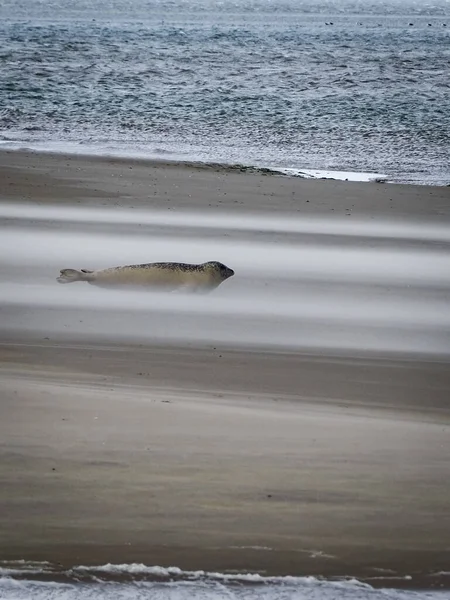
[227,268,235,278]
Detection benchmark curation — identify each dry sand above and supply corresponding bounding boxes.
[0,150,450,589]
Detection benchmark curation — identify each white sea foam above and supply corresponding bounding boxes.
[71,563,326,583]
[0,561,53,577]
[0,563,448,600]
[271,167,388,182]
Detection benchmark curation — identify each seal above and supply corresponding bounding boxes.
[56,261,235,293]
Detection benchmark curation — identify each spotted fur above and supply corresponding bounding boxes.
[57,261,234,293]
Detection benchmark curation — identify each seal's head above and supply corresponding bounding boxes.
[202,261,235,282]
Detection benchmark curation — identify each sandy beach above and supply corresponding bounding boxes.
[0,150,449,590]
[1,150,449,216]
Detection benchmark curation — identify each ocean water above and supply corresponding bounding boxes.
[1,563,449,600]
[0,0,449,183]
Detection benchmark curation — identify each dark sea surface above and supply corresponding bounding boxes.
[0,0,449,183]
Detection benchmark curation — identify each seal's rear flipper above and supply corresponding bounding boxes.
[57,268,91,284]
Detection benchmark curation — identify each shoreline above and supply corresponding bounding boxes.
[0,141,448,186]
[0,560,448,592]
[0,144,405,185]
[1,149,449,219]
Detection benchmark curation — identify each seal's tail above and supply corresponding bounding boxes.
[57,268,94,284]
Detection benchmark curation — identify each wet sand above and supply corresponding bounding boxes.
[0,150,450,589]
[1,341,450,589]
[1,149,449,217]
